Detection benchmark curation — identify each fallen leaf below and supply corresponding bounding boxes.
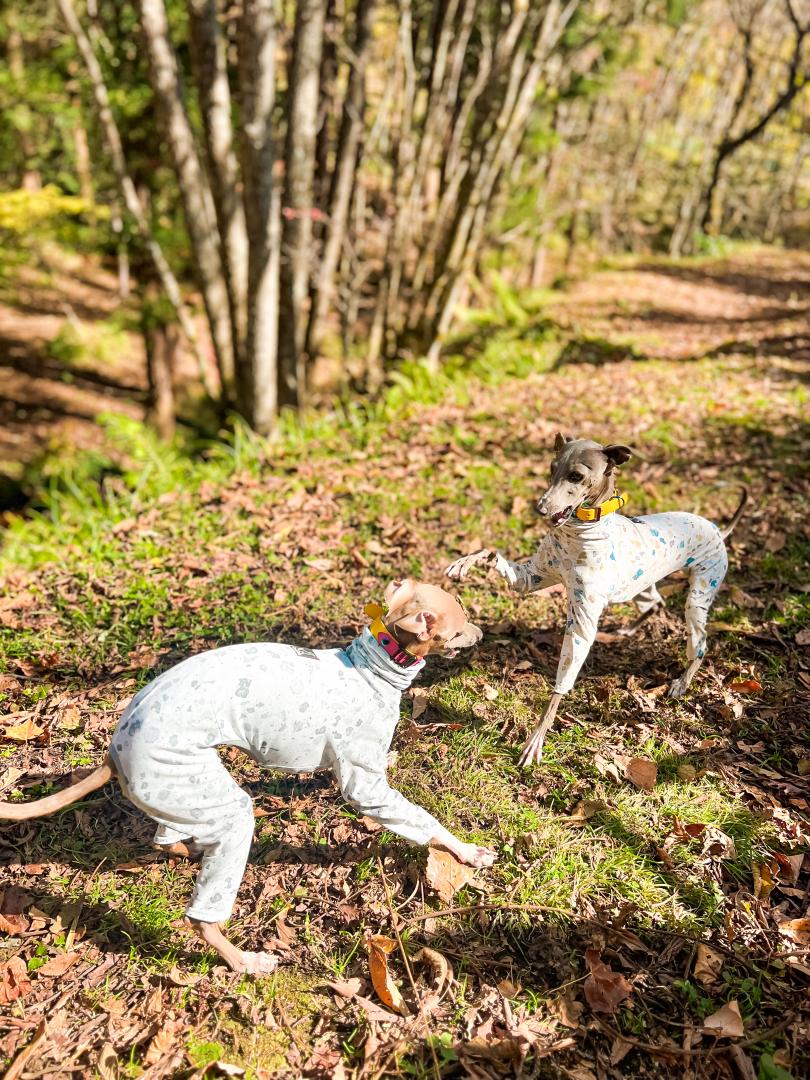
[0,766,24,794]
[729,679,762,694]
[774,916,810,945]
[96,1041,119,1080]
[594,754,621,781]
[424,847,481,903]
[609,1034,633,1066]
[702,827,736,861]
[413,947,453,997]
[410,687,429,722]
[1,719,46,742]
[144,1015,186,1065]
[367,935,409,1016]
[677,764,697,782]
[0,912,28,934]
[583,949,633,1014]
[798,760,810,776]
[481,682,499,701]
[36,953,80,977]
[765,532,786,553]
[59,705,81,731]
[693,944,724,987]
[327,976,365,999]
[303,558,334,571]
[702,1000,744,1039]
[752,861,777,903]
[620,756,658,790]
[164,964,202,987]
[773,852,804,884]
[550,992,583,1029]
[795,628,810,646]
[0,956,32,1004]
[562,799,606,824]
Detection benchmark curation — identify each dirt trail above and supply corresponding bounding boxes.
[1,246,807,478]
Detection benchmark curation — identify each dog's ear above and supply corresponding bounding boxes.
[603,444,633,471]
[553,432,573,452]
[384,578,416,610]
[445,622,483,649]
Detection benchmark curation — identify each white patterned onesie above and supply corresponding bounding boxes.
[110,630,454,922]
[494,511,728,693]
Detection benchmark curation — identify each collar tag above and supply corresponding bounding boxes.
[368,615,421,668]
[364,601,384,619]
[575,492,627,523]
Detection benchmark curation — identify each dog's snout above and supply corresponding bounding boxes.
[536,496,549,517]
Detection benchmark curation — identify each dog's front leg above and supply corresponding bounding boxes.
[446,549,559,595]
[188,919,278,975]
[519,590,606,766]
[518,693,563,766]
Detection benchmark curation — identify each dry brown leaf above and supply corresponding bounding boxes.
[36,953,80,978]
[424,847,481,903]
[677,764,697,782]
[583,949,633,1014]
[164,965,202,987]
[303,557,334,571]
[550,992,583,1029]
[0,956,32,1004]
[620,756,658,790]
[59,705,82,731]
[729,679,762,694]
[144,1015,186,1065]
[702,1000,744,1039]
[765,532,786,553]
[794,628,810,646]
[97,1041,119,1080]
[752,861,777,903]
[774,916,810,944]
[702,827,737,861]
[609,1034,633,1066]
[798,760,810,776]
[481,682,499,701]
[773,852,804,884]
[594,755,621,782]
[328,976,365,999]
[0,766,24,794]
[1,719,46,742]
[410,687,429,722]
[562,799,606,824]
[413,947,453,996]
[693,944,724,987]
[367,935,409,1016]
[497,977,521,998]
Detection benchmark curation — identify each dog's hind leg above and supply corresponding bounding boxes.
[668,557,725,698]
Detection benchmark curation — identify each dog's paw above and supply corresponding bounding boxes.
[518,733,545,767]
[667,677,688,699]
[444,549,492,581]
[238,950,279,977]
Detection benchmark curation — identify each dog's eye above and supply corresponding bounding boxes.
[569,472,584,483]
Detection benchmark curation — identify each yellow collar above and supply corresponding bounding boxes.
[575,492,627,522]
[363,603,421,667]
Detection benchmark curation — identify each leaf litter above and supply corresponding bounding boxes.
[0,252,808,1076]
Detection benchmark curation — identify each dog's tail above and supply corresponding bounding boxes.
[0,755,115,821]
[720,486,748,539]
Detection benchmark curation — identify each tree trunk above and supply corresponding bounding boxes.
[143,284,177,441]
[57,0,216,396]
[277,0,326,409]
[138,0,236,395]
[6,10,41,191]
[187,0,249,370]
[236,0,281,434]
[305,0,375,359]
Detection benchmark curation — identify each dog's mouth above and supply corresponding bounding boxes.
[550,506,574,527]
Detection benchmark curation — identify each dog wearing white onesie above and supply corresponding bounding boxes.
[0,579,496,975]
[446,434,746,766]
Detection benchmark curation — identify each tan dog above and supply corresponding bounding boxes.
[1,579,495,975]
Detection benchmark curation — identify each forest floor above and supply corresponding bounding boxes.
[0,245,808,1080]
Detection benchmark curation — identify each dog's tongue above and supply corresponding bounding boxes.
[552,507,572,525]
